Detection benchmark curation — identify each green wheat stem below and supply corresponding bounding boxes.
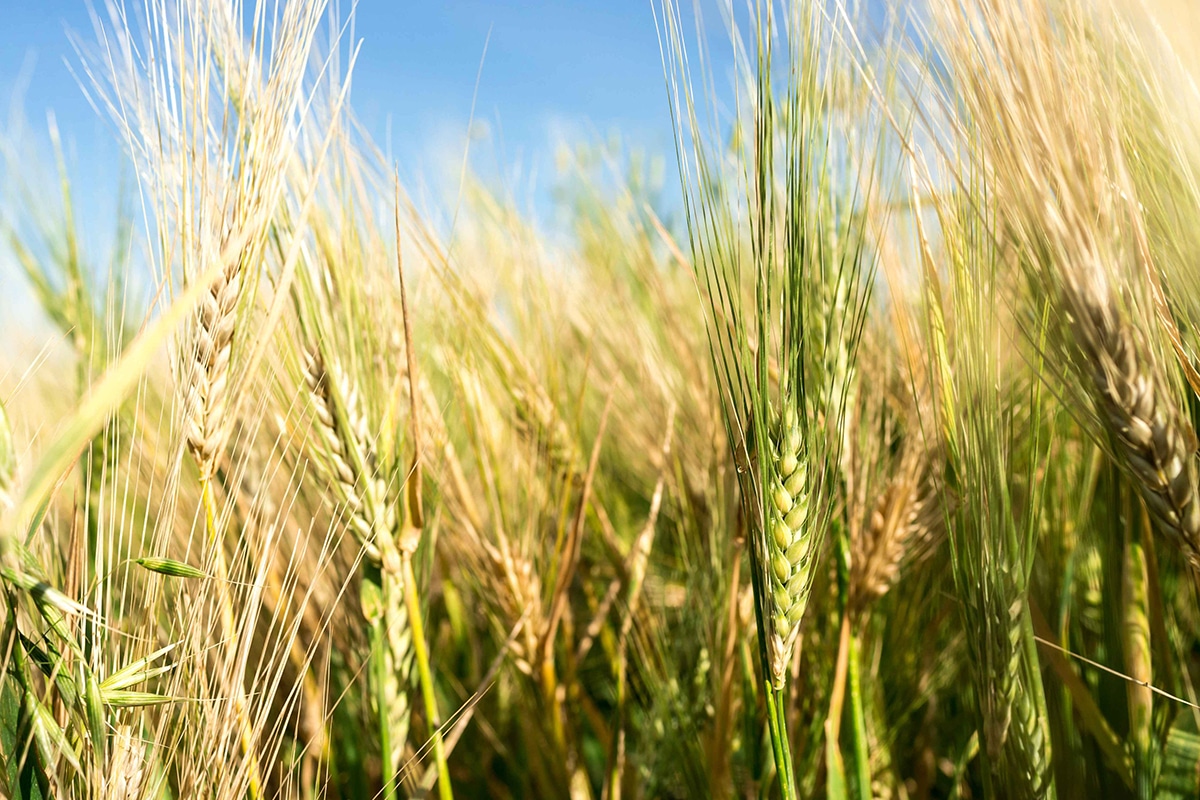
[846,630,870,800]
[607,646,629,800]
[765,682,797,800]
[1124,522,1154,800]
[370,570,399,800]
[403,550,454,800]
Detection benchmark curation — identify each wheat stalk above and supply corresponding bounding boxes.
[301,346,413,792]
[1125,509,1156,797]
[660,1,881,793]
[0,397,14,513]
[442,361,550,677]
[913,133,1058,796]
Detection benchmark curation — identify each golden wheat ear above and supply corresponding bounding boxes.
[1071,292,1200,567]
[183,257,243,481]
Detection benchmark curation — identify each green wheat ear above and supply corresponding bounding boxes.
[763,399,814,688]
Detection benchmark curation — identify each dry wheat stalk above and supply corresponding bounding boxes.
[443,363,548,674]
[0,397,13,512]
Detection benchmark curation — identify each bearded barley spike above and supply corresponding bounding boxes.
[302,346,414,773]
[1073,285,1200,570]
[185,259,243,479]
[302,349,397,557]
[763,400,815,688]
[1005,669,1054,800]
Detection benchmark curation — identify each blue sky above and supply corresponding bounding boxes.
[0,1,700,226]
[353,1,679,164]
[0,0,743,333]
[0,0,901,293]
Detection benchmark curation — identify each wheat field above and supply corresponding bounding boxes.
[3,0,1200,798]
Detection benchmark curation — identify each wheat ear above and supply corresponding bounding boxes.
[179,251,268,797]
[184,258,243,481]
[302,350,395,552]
[850,473,924,615]
[1003,640,1055,800]
[302,347,414,790]
[103,724,146,800]
[1066,265,1200,569]
[761,400,816,689]
[511,381,583,477]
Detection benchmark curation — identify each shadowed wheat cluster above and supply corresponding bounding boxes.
[4,0,1200,798]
